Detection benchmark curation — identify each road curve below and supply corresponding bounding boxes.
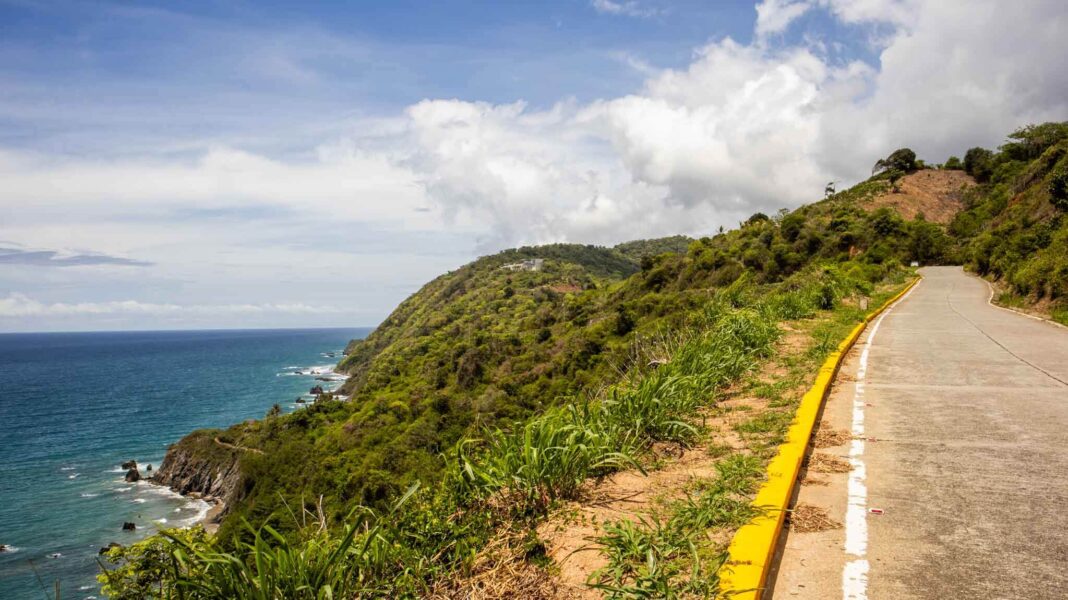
[770,266,1068,599]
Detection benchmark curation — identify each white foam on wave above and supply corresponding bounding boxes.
[80,493,99,498]
[60,466,77,471]
[79,585,94,591]
[181,499,212,527]
[2,545,19,553]
[141,484,185,500]
[154,518,168,524]
[67,473,79,479]
[115,486,132,492]
[132,498,147,504]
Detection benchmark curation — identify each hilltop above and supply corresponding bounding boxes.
[860,169,975,223]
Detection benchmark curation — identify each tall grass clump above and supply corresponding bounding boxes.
[589,455,763,599]
[455,299,781,516]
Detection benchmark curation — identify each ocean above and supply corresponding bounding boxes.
[0,327,369,599]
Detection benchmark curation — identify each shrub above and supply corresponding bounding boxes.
[964,147,995,182]
[1050,169,1068,211]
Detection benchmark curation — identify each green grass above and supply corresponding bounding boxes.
[589,455,762,599]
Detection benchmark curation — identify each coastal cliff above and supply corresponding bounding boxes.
[150,430,243,520]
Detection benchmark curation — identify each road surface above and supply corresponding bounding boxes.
[769,266,1068,599]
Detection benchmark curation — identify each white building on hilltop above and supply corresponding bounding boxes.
[500,258,544,272]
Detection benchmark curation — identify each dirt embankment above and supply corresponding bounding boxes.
[862,169,976,224]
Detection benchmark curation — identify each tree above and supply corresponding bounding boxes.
[908,220,949,264]
[887,168,905,193]
[944,156,963,170]
[964,147,995,182]
[824,181,836,197]
[873,148,917,175]
[745,212,770,226]
[1050,169,1068,211]
[869,207,905,237]
[266,404,281,418]
[1001,122,1068,161]
[780,212,805,242]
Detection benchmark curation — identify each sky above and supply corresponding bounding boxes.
[1,0,1066,332]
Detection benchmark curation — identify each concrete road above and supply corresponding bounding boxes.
[769,266,1068,599]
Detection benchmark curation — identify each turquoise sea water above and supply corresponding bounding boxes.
[0,327,369,599]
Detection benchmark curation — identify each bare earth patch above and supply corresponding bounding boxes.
[861,169,976,224]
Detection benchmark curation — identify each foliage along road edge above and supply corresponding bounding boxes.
[718,276,921,599]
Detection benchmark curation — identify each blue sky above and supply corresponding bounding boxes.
[1,0,1066,331]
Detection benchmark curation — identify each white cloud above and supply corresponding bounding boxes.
[755,0,814,38]
[0,145,432,226]
[590,0,661,18]
[0,293,340,318]
[817,0,915,26]
[3,0,1067,330]
[4,0,1064,256]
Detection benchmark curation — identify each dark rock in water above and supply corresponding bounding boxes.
[122,522,136,531]
[0,544,9,553]
[121,460,138,470]
[98,542,121,555]
[146,464,153,472]
[295,398,305,403]
[124,468,141,482]
[310,385,324,395]
[315,377,331,382]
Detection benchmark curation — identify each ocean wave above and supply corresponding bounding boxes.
[67,473,79,479]
[115,486,132,492]
[132,498,147,504]
[80,493,99,498]
[2,545,19,553]
[140,483,184,500]
[181,499,212,527]
[60,466,77,471]
[154,518,168,524]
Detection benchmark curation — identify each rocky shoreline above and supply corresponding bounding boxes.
[147,432,243,533]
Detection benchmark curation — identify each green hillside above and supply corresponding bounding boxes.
[99,123,1068,598]
[949,122,1068,323]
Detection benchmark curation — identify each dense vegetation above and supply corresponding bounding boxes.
[101,264,901,599]
[948,122,1068,323]
[613,235,693,261]
[98,122,1068,597]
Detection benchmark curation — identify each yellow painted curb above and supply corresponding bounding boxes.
[718,277,920,599]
